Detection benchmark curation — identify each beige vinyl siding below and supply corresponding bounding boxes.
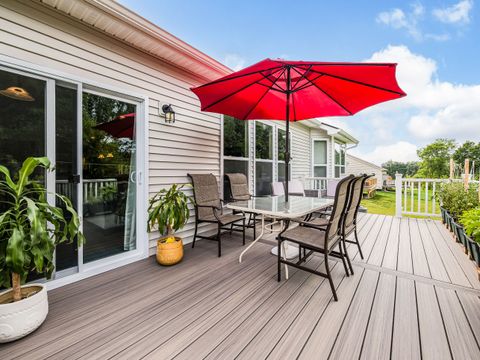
[346,154,383,189]
[0,0,222,251]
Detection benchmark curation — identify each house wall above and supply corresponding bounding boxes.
[0,0,222,252]
[346,155,383,189]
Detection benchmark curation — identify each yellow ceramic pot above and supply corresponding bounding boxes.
[156,236,183,265]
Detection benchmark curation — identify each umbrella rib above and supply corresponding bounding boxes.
[193,65,284,89]
[306,77,353,115]
[292,73,324,93]
[290,65,313,91]
[307,68,405,95]
[242,68,287,119]
[201,80,262,111]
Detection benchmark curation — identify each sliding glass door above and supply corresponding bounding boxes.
[81,92,137,263]
[0,66,142,282]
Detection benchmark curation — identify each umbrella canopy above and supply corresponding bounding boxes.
[191,58,406,201]
[94,113,135,139]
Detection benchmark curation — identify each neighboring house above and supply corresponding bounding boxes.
[346,154,384,189]
[0,0,357,288]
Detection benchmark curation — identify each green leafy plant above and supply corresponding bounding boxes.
[436,182,479,220]
[0,157,84,302]
[460,207,480,243]
[147,184,193,243]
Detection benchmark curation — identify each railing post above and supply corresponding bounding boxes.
[395,173,403,218]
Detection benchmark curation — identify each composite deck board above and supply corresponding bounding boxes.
[415,282,451,360]
[359,273,396,360]
[391,277,422,360]
[1,214,480,360]
[433,220,480,289]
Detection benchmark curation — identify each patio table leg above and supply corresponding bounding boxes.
[239,214,265,263]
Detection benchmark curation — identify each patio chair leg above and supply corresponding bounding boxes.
[242,218,246,245]
[230,223,233,235]
[298,245,302,262]
[277,240,282,282]
[338,242,350,277]
[342,238,354,275]
[325,253,338,301]
[192,221,198,248]
[217,224,222,257]
[253,213,256,240]
[354,227,364,259]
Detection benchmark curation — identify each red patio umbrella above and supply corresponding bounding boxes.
[191,58,406,201]
[94,113,135,139]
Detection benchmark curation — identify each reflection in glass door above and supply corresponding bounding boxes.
[82,92,137,263]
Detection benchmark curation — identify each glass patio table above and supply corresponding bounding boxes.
[227,195,334,276]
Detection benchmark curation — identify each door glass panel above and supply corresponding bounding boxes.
[82,92,136,263]
[55,84,78,271]
[314,141,327,164]
[0,69,46,283]
[255,161,273,196]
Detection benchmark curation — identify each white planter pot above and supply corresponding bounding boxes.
[0,284,48,343]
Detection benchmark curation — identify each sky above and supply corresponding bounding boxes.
[119,0,480,166]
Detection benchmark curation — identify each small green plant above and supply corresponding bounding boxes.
[0,157,84,302]
[147,184,193,243]
[460,207,480,243]
[100,185,117,202]
[436,182,479,220]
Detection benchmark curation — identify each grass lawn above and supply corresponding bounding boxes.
[361,189,441,219]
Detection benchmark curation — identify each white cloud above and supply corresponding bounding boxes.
[223,54,246,71]
[433,0,473,24]
[345,45,480,163]
[352,141,419,165]
[361,45,480,144]
[376,7,422,40]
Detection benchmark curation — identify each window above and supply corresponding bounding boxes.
[277,128,291,182]
[334,141,346,178]
[255,122,273,195]
[313,140,327,177]
[223,116,249,198]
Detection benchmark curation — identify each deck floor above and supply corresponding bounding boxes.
[1,214,479,360]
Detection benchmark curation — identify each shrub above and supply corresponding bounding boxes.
[460,207,480,243]
[436,182,479,220]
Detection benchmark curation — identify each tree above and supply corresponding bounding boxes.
[416,139,456,178]
[382,160,419,178]
[453,141,480,167]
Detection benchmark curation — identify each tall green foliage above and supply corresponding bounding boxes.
[436,182,479,220]
[0,157,83,299]
[416,139,456,178]
[460,208,480,243]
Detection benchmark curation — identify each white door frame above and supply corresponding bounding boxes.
[0,56,150,290]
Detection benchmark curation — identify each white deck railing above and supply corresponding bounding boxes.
[394,173,479,218]
[56,178,117,200]
[303,177,338,191]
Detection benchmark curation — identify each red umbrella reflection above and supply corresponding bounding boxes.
[94,113,135,139]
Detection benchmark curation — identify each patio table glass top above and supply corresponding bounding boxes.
[226,195,334,219]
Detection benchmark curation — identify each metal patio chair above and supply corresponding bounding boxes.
[188,173,246,257]
[224,173,258,239]
[277,175,355,301]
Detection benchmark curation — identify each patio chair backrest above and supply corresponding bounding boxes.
[287,179,305,196]
[225,173,250,201]
[343,175,367,230]
[188,173,221,220]
[325,175,354,245]
[271,182,285,196]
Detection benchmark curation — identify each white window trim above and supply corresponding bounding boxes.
[311,138,329,177]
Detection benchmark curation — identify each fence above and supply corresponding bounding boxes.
[56,178,117,200]
[303,177,337,191]
[394,173,479,218]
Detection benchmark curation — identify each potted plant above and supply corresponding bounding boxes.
[460,207,480,277]
[147,184,193,266]
[0,157,83,342]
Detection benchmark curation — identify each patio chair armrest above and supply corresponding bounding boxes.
[292,219,327,231]
[196,204,222,211]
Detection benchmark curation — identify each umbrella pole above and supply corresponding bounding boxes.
[285,66,291,202]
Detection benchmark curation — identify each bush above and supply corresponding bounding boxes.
[460,207,480,243]
[436,182,479,220]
